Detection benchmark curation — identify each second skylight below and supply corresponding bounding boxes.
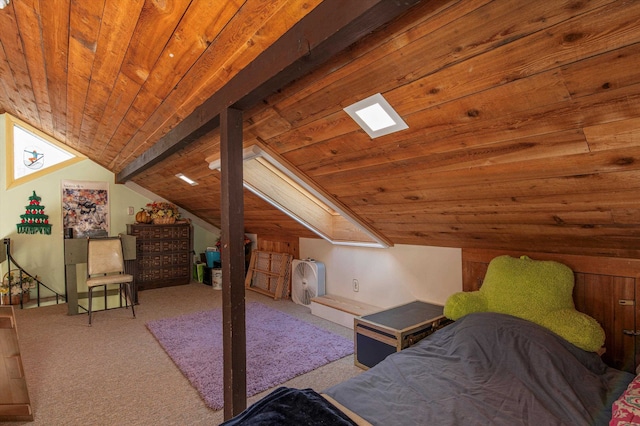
[343,93,408,138]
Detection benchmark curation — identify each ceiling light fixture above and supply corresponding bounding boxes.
[343,93,408,138]
[0,0,9,9]
[175,173,198,186]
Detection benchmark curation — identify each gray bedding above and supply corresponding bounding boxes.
[324,312,634,426]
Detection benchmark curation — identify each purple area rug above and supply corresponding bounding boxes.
[146,302,353,411]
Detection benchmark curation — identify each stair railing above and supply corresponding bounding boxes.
[2,238,66,308]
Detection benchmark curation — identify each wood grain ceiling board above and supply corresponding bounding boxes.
[2,0,640,257]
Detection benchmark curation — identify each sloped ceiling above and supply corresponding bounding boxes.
[1,0,640,258]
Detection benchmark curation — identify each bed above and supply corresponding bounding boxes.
[222,250,640,425]
[324,312,633,425]
[222,312,634,425]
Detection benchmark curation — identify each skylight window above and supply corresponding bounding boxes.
[344,93,408,138]
[206,145,392,248]
[355,103,397,131]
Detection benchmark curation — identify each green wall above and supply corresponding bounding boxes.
[1,114,218,297]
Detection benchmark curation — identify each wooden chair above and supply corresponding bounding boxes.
[86,237,136,325]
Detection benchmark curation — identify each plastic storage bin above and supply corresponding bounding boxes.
[205,251,220,268]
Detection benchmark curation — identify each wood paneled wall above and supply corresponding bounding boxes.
[462,248,640,373]
[256,235,300,260]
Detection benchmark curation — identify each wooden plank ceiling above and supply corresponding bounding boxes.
[2,0,640,258]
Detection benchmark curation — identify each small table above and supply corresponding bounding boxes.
[354,300,450,369]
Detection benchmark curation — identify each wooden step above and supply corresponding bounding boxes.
[310,295,381,329]
[311,294,380,316]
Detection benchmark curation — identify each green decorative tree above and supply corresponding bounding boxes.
[16,191,52,235]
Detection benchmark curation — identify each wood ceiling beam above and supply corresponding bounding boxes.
[116,0,422,183]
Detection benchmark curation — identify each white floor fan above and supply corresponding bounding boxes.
[291,259,325,306]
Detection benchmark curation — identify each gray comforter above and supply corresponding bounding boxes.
[324,312,633,426]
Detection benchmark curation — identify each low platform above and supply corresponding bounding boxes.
[0,307,33,422]
[310,294,380,329]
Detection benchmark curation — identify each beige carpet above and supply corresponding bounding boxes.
[10,283,363,425]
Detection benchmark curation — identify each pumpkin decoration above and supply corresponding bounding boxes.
[135,209,152,224]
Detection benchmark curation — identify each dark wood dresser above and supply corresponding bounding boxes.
[127,223,193,291]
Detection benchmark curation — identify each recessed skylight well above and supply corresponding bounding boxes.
[207,146,262,171]
[205,144,393,248]
[344,93,408,138]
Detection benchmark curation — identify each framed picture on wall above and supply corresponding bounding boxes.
[61,180,109,238]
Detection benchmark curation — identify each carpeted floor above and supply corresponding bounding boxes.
[147,302,354,410]
[10,283,363,426]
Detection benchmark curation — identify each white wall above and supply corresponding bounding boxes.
[300,238,462,309]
